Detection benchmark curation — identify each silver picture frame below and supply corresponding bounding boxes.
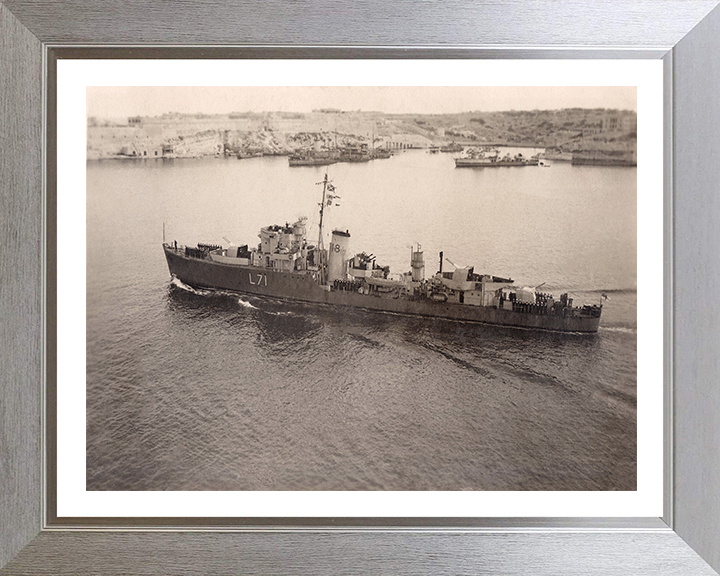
[2,1,720,574]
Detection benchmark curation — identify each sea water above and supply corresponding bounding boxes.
[86,151,637,490]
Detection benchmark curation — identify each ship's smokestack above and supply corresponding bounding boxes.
[411,244,424,282]
[439,251,444,274]
[327,230,351,283]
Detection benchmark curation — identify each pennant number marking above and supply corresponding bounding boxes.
[248,273,268,286]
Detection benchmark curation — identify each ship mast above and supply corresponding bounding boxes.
[317,172,329,285]
[315,172,340,285]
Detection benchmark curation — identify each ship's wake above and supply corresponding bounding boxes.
[599,326,637,335]
[562,287,637,296]
[170,277,208,295]
[171,277,254,305]
[237,298,258,310]
[170,277,294,314]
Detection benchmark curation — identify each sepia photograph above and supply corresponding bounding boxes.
[84,83,639,494]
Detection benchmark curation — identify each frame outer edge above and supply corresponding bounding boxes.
[0,1,43,570]
[672,3,720,574]
[1,1,719,575]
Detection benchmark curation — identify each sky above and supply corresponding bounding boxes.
[87,86,637,118]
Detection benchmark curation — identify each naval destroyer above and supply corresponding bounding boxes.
[163,175,602,333]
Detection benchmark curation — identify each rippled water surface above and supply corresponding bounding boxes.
[87,151,637,491]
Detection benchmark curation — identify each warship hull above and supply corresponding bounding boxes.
[455,159,529,168]
[288,158,338,166]
[164,246,601,333]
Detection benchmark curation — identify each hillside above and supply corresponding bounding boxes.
[87,108,637,159]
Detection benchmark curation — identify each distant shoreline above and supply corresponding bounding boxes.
[87,108,637,162]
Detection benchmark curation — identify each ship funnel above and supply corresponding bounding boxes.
[327,230,350,283]
[411,244,424,281]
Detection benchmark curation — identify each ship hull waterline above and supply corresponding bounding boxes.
[164,247,600,334]
[455,160,530,168]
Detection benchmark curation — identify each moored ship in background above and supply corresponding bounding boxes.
[289,143,386,166]
[370,147,392,159]
[163,175,602,333]
[338,144,372,162]
[540,148,637,166]
[288,148,339,166]
[440,142,464,153]
[455,148,531,168]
